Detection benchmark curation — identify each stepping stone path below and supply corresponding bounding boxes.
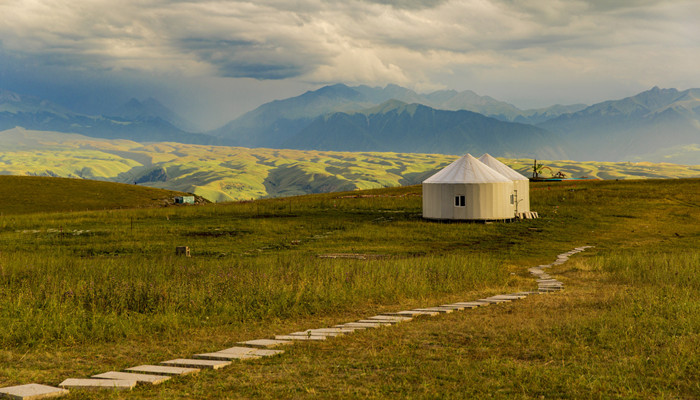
[0,384,68,399]
[2,246,592,398]
[92,371,170,385]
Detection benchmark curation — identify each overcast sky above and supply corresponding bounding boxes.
[1,0,698,129]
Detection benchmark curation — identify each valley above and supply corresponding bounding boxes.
[2,128,700,203]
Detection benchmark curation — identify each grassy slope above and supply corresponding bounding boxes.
[2,128,700,202]
[0,178,698,398]
[0,176,202,215]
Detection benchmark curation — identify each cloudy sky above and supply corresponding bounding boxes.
[1,0,698,129]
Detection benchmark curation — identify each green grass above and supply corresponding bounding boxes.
[0,178,699,398]
[0,176,200,215]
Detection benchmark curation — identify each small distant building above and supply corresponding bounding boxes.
[422,154,515,221]
[478,153,530,214]
[174,195,195,204]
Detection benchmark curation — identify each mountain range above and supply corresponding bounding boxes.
[2,85,700,163]
[0,90,217,144]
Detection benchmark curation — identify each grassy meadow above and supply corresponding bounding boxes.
[0,178,698,398]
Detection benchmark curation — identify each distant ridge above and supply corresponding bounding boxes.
[540,87,700,161]
[283,100,567,159]
[211,83,584,149]
[0,89,217,145]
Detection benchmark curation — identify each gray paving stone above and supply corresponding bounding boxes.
[327,325,367,331]
[288,331,343,337]
[368,315,413,322]
[275,335,327,341]
[194,351,260,361]
[125,365,199,376]
[161,359,231,370]
[195,347,284,360]
[382,310,439,317]
[92,371,170,385]
[437,304,468,310]
[539,287,562,292]
[449,302,489,307]
[334,323,379,329]
[218,346,284,357]
[478,298,511,304]
[306,328,356,334]
[355,320,395,326]
[0,384,69,399]
[237,339,293,348]
[412,307,453,314]
[489,294,526,300]
[59,379,136,391]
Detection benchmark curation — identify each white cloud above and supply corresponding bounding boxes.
[0,0,699,108]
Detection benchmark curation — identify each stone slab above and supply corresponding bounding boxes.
[437,304,468,310]
[334,323,378,329]
[275,335,327,341]
[306,328,357,334]
[237,339,293,348]
[59,379,136,391]
[355,320,394,325]
[194,351,260,361]
[513,291,541,296]
[0,384,69,400]
[161,359,231,370]
[219,346,284,357]
[490,295,526,300]
[449,302,489,307]
[478,298,511,304]
[440,303,478,309]
[220,347,284,357]
[368,315,413,322]
[412,307,453,314]
[288,331,343,337]
[381,310,439,317]
[125,365,199,376]
[92,371,170,385]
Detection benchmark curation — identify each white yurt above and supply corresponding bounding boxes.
[422,154,515,221]
[478,153,530,214]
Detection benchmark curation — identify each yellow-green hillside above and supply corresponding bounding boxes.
[0,176,202,215]
[2,128,700,202]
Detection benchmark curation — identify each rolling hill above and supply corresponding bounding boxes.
[0,175,204,215]
[1,128,699,202]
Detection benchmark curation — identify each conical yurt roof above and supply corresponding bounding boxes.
[478,153,528,181]
[424,154,511,184]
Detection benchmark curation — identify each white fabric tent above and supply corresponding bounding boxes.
[422,154,515,220]
[478,153,530,213]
